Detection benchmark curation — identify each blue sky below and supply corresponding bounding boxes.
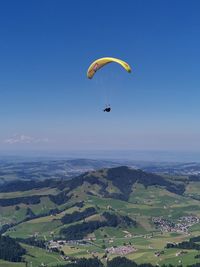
[1,0,200,155]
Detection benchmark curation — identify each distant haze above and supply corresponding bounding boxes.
[1,150,200,163]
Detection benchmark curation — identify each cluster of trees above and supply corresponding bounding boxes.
[75,201,84,208]
[0,235,26,262]
[103,212,136,227]
[60,212,136,240]
[194,254,200,259]
[119,214,136,227]
[0,224,12,235]
[55,257,154,267]
[60,220,105,240]
[107,257,154,267]
[189,175,200,182]
[166,236,200,250]
[0,195,41,206]
[16,237,46,249]
[49,191,72,205]
[106,167,185,200]
[26,207,36,218]
[61,207,97,224]
[56,257,103,267]
[190,236,200,242]
[0,179,59,193]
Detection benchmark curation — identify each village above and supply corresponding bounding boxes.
[152,215,199,233]
[106,245,137,255]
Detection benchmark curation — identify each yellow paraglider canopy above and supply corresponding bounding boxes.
[87,57,131,79]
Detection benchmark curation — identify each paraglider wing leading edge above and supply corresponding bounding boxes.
[87,57,131,79]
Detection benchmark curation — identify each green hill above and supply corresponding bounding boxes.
[0,166,199,266]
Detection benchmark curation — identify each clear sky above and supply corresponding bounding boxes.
[1,0,200,155]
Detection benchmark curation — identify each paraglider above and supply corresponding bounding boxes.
[87,57,131,112]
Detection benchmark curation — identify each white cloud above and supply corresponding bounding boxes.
[4,134,49,145]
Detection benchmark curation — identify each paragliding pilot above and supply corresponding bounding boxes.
[103,104,111,112]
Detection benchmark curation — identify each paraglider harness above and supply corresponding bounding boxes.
[103,105,111,112]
